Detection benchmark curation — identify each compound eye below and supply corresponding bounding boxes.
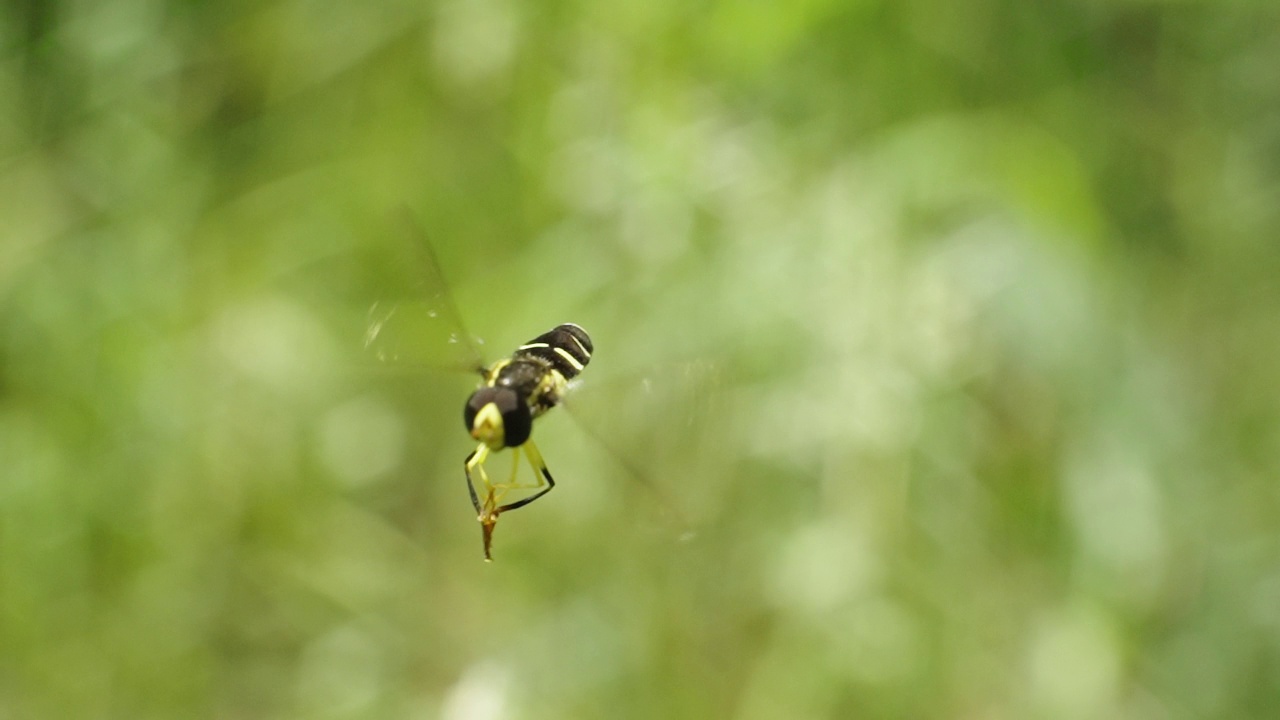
[501,397,532,447]
[465,387,530,448]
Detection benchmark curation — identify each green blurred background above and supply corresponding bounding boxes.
[4,0,1280,718]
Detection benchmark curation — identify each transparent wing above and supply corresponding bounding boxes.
[560,360,723,536]
[362,210,488,376]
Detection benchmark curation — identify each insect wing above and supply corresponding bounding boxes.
[363,212,488,376]
[562,361,723,529]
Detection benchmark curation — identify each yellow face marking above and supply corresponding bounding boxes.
[518,342,550,351]
[554,347,584,372]
[471,402,505,450]
[567,333,590,359]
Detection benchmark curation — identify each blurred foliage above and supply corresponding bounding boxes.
[3,0,1280,718]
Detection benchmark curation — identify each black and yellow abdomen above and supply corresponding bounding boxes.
[502,323,593,416]
[462,323,594,560]
[513,323,593,382]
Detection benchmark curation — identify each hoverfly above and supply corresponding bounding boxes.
[460,322,593,560]
[363,212,707,561]
[362,215,612,561]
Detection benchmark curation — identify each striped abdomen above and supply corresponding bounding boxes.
[514,323,593,380]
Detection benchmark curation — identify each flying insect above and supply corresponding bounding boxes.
[363,215,602,560]
[364,213,702,561]
[463,322,593,560]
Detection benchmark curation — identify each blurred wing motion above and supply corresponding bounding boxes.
[362,211,488,376]
[361,210,721,557]
[562,359,723,538]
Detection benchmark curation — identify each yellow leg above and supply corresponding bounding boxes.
[464,443,501,561]
[464,439,558,562]
[489,446,523,505]
[491,439,556,514]
[464,445,491,506]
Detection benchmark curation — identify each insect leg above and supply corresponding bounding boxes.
[488,446,523,505]
[464,444,491,514]
[493,439,556,514]
[467,444,505,561]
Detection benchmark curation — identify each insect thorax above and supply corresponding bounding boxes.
[490,357,567,419]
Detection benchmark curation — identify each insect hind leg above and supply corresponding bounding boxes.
[488,446,528,504]
[492,439,556,514]
[464,440,557,562]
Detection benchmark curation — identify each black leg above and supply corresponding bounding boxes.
[464,446,488,514]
